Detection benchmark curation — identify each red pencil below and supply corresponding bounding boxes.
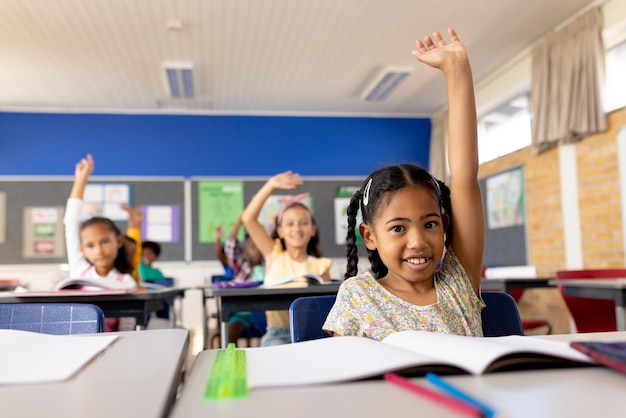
[385,373,483,417]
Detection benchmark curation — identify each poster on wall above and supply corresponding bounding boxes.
[486,167,526,230]
[83,183,131,221]
[198,181,244,243]
[0,192,6,244]
[334,186,363,245]
[22,207,66,258]
[141,205,180,243]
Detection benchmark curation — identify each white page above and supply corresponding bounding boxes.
[0,330,119,385]
[244,336,443,388]
[382,331,593,375]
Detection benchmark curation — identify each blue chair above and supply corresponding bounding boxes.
[480,291,524,337]
[0,303,105,335]
[289,291,523,343]
[289,295,337,343]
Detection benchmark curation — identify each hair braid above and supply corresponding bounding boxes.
[344,192,361,279]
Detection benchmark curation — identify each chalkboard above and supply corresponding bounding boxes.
[0,178,186,264]
[0,176,368,266]
[191,178,366,261]
[479,166,528,266]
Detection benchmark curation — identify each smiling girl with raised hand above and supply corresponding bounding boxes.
[242,170,332,346]
[323,28,485,341]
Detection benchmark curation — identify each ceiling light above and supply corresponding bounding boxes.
[360,66,413,102]
[163,61,194,98]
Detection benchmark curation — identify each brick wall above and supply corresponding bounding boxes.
[478,107,626,333]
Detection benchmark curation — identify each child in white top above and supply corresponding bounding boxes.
[323,28,485,340]
[64,154,137,290]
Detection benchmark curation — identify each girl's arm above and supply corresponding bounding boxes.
[214,226,230,267]
[64,154,95,276]
[228,213,244,239]
[121,204,143,281]
[413,28,484,294]
[69,154,94,200]
[241,171,303,258]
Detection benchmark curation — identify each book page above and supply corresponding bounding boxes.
[0,330,119,384]
[10,288,133,297]
[262,274,324,288]
[244,336,448,388]
[382,331,594,375]
[54,278,136,291]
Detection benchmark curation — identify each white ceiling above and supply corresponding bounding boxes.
[0,0,599,117]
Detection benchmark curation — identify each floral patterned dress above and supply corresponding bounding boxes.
[323,248,484,341]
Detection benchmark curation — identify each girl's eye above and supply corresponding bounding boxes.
[425,221,437,229]
[391,225,404,233]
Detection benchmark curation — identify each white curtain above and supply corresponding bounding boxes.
[429,109,448,182]
[531,7,606,153]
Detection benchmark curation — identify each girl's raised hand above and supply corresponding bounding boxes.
[269,170,303,190]
[74,154,94,179]
[120,204,143,228]
[412,28,468,72]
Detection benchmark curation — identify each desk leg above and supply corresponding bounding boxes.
[617,306,626,331]
[202,294,209,349]
[220,319,228,348]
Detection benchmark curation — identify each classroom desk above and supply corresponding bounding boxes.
[480,277,553,292]
[0,287,186,330]
[0,328,189,418]
[202,284,341,348]
[171,331,626,418]
[551,278,626,331]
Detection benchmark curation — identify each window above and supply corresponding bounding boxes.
[605,39,626,112]
[478,95,532,164]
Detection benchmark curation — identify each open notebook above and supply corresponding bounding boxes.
[238,330,596,388]
[0,329,119,385]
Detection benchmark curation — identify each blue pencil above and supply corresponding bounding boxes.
[425,372,497,418]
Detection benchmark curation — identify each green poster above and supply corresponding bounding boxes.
[335,186,363,244]
[198,181,244,243]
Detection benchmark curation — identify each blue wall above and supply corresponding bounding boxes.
[0,112,431,176]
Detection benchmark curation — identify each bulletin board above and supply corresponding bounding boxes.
[0,176,369,265]
[479,165,529,266]
[0,178,186,264]
[190,178,366,261]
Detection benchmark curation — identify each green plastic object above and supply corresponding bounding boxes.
[204,343,249,400]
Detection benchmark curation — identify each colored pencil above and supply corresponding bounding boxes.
[425,372,497,418]
[385,373,483,417]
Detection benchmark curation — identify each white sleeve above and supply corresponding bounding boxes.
[63,198,90,277]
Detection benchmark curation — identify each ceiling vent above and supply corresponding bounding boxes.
[163,61,194,98]
[360,66,413,102]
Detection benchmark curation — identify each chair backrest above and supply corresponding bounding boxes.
[289,291,523,342]
[555,269,623,332]
[480,291,524,337]
[0,303,105,335]
[289,295,337,343]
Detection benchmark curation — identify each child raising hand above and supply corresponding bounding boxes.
[242,170,332,346]
[64,154,137,290]
[324,28,485,341]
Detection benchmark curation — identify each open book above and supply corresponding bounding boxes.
[53,278,136,293]
[263,273,326,288]
[240,331,596,388]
